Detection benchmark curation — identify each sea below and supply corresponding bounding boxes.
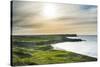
[51,35,97,58]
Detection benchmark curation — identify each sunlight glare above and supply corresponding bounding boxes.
[43,3,57,18]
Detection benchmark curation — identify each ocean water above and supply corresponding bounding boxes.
[51,35,97,58]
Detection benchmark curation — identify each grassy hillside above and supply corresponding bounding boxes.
[11,35,97,66]
[12,45,97,66]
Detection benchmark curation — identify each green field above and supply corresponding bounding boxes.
[12,35,97,66]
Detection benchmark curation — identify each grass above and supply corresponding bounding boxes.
[12,46,97,66]
[34,45,53,50]
[12,36,97,66]
[12,36,61,42]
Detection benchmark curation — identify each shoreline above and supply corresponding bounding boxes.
[12,35,97,66]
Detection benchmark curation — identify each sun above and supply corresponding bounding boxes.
[42,3,57,18]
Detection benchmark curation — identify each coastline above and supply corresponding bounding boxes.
[11,35,97,66]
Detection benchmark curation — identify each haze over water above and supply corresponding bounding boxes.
[52,35,97,58]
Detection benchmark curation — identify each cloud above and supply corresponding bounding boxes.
[12,1,97,35]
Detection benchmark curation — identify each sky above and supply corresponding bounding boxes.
[12,1,97,35]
